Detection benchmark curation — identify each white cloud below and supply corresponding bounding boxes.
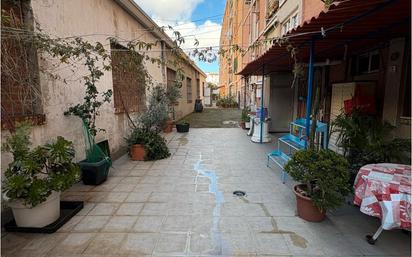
[134,0,221,66]
[134,0,204,22]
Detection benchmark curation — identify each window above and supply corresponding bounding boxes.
[355,50,380,74]
[196,79,200,98]
[186,77,193,103]
[1,1,44,129]
[202,82,205,97]
[291,13,299,28]
[111,43,146,113]
[167,68,177,88]
[282,12,298,35]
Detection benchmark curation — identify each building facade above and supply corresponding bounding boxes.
[1,0,206,170]
[219,0,325,129]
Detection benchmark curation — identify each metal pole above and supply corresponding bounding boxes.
[305,37,315,149]
[260,65,265,143]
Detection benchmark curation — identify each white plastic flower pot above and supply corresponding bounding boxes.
[7,191,60,228]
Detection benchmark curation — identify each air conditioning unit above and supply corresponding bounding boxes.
[245,0,251,5]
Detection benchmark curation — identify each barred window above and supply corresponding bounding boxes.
[167,68,176,88]
[186,77,193,103]
[111,43,146,113]
[1,1,44,129]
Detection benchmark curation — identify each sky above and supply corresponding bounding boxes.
[133,0,226,73]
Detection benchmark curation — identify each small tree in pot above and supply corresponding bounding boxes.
[284,149,350,222]
[2,124,80,228]
[126,85,171,161]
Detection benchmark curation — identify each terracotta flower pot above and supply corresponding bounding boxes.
[293,184,326,222]
[163,120,174,133]
[130,144,145,161]
[239,121,246,129]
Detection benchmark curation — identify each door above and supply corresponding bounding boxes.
[268,73,294,132]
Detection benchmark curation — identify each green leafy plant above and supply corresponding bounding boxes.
[176,120,189,125]
[331,110,411,174]
[2,124,81,207]
[216,96,238,108]
[137,85,169,132]
[125,128,170,161]
[241,107,250,122]
[284,149,351,211]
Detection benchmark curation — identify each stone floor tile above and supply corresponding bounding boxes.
[119,176,142,184]
[76,203,96,216]
[140,203,168,215]
[189,233,215,255]
[88,203,119,216]
[149,192,172,202]
[73,216,110,232]
[90,183,117,192]
[254,233,291,255]
[58,215,84,232]
[49,233,95,254]
[120,233,159,255]
[116,203,144,215]
[129,169,148,176]
[111,183,136,192]
[102,192,128,203]
[221,232,257,255]
[162,215,192,232]
[133,216,165,232]
[102,216,137,232]
[83,233,126,255]
[125,192,151,202]
[154,232,188,255]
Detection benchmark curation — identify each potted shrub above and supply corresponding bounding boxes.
[240,107,250,129]
[331,109,411,183]
[162,119,174,133]
[126,128,170,161]
[176,120,190,133]
[2,124,80,227]
[126,128,146,161]
[64,53,113,185]
[284,149,351,222]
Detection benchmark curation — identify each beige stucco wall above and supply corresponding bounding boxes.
[1,0,166,171]
[165,51,206,120]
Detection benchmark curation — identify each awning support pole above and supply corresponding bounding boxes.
[305,37,315,149]
[260,65,265,144]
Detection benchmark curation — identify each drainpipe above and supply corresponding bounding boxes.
[305,37,316,149]
[260,65,265,144]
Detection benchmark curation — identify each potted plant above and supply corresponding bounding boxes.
[126,128,170,161]
[2,124,80,228]
[125,128,146,161]
[331,109,411,183]
[240,107,250,129]
[176,120,190,133]
[64,50,113,185]
[284,149,351,222]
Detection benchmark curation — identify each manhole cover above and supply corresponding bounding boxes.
[233,190,246,197]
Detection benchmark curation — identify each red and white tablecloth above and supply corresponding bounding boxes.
[354,163,411,230]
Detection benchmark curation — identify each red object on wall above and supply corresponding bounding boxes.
[344,85,376,115]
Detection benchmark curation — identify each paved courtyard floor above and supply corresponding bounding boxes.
[2,128,411,257]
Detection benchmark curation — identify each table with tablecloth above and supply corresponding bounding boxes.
[353,163,411,243]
